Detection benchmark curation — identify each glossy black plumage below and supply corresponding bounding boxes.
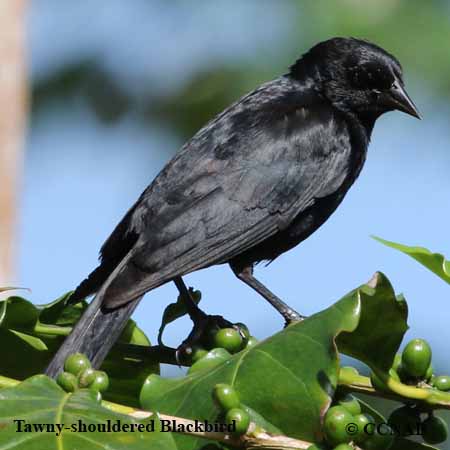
[46,37,419,376]
[77,79,366,308]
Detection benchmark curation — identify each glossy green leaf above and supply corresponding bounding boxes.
[373,236,450,284]
[141,288,362,448]
[337,272,409,372]
[0,293,158,406]
[357,397,386,423]
[0,375,176,450]
[0,296,39,330]
[138,272,416,449]
[37,291,78,324]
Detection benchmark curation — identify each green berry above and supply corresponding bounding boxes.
[323,406,353,446]
[396,363,413,384]
[191,346,209,363]
[353,413,375,444]
[226,408,250,435]
[213,328,243,353]
[337,394,361,416]
[64,353,91,376]
[78,367,96,388]
[364,425,394,450]
[187,348,231,374]
[88,370,109,392]
[423,415,448,444]
[234,322,250,340]
[212,384,240,411]
[246,336,258,348]
[433,375,450,391]
[401,338,432,378]
[388,407,421,436]
[56,371,78,392]
[425,364,434,382]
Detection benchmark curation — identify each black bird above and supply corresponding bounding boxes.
[46,37,420,376]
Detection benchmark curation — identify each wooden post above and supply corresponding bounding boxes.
[0,0,27,285]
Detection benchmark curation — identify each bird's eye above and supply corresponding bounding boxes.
[349,65,393,91]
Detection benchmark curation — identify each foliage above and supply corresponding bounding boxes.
[0,239,449,449]
[373,236,450,285]
[0,290,158,406]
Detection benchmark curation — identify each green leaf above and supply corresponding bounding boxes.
[37,291,78,325]
[0,293,158,406]
[357,397,386,423]
[0,375,176,450]
[140,288,362,447]
[0,296,39,330]
[138,272,418,448]
[337,272,409,372]
[373,236,450,284]
[158,289,201,346]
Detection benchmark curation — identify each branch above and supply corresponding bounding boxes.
[33,322,182,366]
[114,343,180,366]
[338,373,450,410]
[103,399,313,449]
[0,374,312,448]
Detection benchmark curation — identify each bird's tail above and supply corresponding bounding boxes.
[45,248,143,378]
[45,291,143,378]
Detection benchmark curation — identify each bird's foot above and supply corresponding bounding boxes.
[283,309,305,327]
[175,313,247,365]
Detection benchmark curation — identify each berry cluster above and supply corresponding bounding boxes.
[56,353,109,395]
[369,338,448,446]
[388,406,447,445]
[312,394,393,450]
[187,323,257,374]
[371,338,449,391]
[212,384,250,435]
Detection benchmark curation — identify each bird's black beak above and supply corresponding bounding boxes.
[388,79,421,119]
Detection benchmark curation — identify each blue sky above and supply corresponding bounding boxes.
[22,1,450,382]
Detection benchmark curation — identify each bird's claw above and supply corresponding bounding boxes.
[175,314,235,365]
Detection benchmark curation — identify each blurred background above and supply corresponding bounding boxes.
[1,0,450,430]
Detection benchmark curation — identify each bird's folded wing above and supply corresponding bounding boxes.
[103,96,352,308]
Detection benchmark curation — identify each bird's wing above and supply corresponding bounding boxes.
[103,82,354,307]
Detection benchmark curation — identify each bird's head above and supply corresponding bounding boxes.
[290,37,420,122]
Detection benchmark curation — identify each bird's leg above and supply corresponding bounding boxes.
[232,265,304,326]
[173,277,237,364]
[173,277,207,323]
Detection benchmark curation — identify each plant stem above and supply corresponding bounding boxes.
[33,321,182,366]
[34,323,72,336]
[115,343,180,365]
[103,399,312,449]
[0,375,312,448]
[338,374,450,410]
